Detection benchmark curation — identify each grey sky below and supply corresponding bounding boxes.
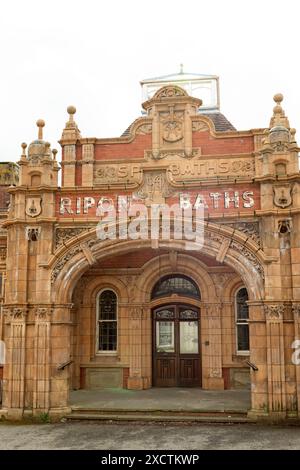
[1,0,299,163]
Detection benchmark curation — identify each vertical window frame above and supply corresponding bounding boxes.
[96,288,118,355]
[235,286,250,355]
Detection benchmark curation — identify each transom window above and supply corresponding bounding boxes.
[235,287,249,353]
[97,290,117,352]
[151,275,200,300]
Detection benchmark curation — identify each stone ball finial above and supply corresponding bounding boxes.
[52,148,58,159]
[21,142,27,157]
[36,119,45,140]
[36,119,45,128]
[273,93,284,104]
[67,105,76,115]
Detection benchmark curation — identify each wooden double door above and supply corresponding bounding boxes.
[152,304,201,387]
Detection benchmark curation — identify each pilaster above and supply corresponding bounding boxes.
[2,306,28,419]
[201,303,224,390]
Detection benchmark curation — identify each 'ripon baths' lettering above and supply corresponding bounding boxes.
[58,190,255,215]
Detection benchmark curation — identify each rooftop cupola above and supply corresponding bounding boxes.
[17,119,59,187]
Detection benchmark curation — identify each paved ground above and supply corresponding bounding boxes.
[70,388,251,412]
[0,422,300,449]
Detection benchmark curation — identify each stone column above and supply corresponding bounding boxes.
[32,306,52,414]
[127,306,146,390]
[265,304,287,418]
[201,303,224,389]
[49,304,73,419]
[2,306,28,419]
[247,302,268,417]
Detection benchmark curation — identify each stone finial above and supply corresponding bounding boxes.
[36,119,45,140]
[61,105,81,142]
[19,142,27,163]
[52,148,58,160]
[21,142,27,159]
[269,93,290,129]
[67,105,76,122]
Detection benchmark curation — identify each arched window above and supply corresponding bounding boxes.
[151,275,200,300]
[97,290,117,352]
[235,287,249,353]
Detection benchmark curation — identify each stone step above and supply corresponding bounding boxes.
[70,407,247,417]
[66,411,254,424]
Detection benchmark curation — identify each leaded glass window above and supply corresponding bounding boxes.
[236,287,249,352]
[151,275,200,300]
[98,290,117,352]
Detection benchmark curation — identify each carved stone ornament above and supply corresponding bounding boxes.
[207,231,224,244]
[272,142,290,152]
[278,219,292,234]
[26,227,41,241]
[225,221,260,246]
[230,240,264,280]
[154,86,187,99]
[25,197,42,217]
[192,121,209,132]
[292,304,300,319]
[94,164,142,186]
[162,119,183,143]
[202,303,222,318]
[125,275,138,301]
[4,307,28,323]
[146,148,200,161]
[35,307,53,321]
[134,170,173,204]
[55,227,90,249]
[136,123,152,135]
[264,304,285,320]
[273,185,292,209]
[130,307,144,320]
[51,239,99,283]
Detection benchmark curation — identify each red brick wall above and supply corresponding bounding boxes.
[192,131,254,155]
[94,134,152,160]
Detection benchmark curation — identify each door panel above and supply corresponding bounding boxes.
[153,304,201,387]
[155,357,177,387]
[179,357,200,387]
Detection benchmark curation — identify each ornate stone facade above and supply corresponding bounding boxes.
[0,79,300,422]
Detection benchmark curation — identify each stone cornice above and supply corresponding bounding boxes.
[7,185,59,194]
[2,217,57,228]
[254,173,300,184]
